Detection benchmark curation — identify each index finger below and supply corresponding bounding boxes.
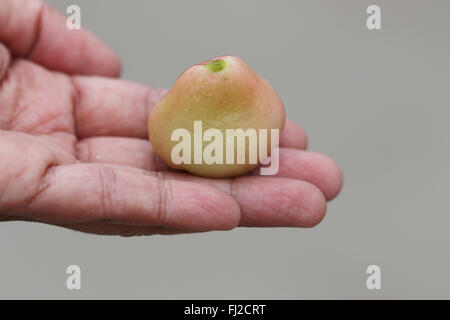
[0,0,121,76]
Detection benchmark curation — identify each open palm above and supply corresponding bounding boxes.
[0,0,342,236]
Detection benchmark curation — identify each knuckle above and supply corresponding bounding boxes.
[155,172,172,225]
[96,166,117,219]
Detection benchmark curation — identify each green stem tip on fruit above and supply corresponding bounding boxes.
[207,59,226,72]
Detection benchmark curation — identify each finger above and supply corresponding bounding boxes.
[280,119,308,149]
[80,165,327,228]
[0,42,11,82]
[72,76,308,150]
[234,177,326,227]
[155,172,327,228]
[0,0,120,76]
[21,163,241,231]
[274,149,343,201]
[76,136,341,200]
[72,76,166,139]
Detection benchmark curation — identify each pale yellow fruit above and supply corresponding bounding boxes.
[148,56,285,178]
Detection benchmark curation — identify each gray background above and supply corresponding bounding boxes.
[1,0,449,299]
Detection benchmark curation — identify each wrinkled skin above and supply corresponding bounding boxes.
[0,0,343,236]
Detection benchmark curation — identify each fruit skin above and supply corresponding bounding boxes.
[148,55,285,178]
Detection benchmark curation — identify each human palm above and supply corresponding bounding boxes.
[0,0,342,236]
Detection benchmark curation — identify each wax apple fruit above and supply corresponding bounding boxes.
[148,56,285,178]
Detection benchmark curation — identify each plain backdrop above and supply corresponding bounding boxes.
[1,0,449,299]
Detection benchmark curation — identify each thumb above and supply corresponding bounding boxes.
[20,163,242,231]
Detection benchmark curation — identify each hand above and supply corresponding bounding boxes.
[0,0,343,236]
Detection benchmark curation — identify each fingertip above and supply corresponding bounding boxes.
[230,177,328,228]
[297,182,327,228]
[280,119,308,150]
[319,154,343,201]
[306,152,343,201]
[276,180,327,228]
[27,3,122,77]
[278,150,343,201]
[89,43,122,78]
